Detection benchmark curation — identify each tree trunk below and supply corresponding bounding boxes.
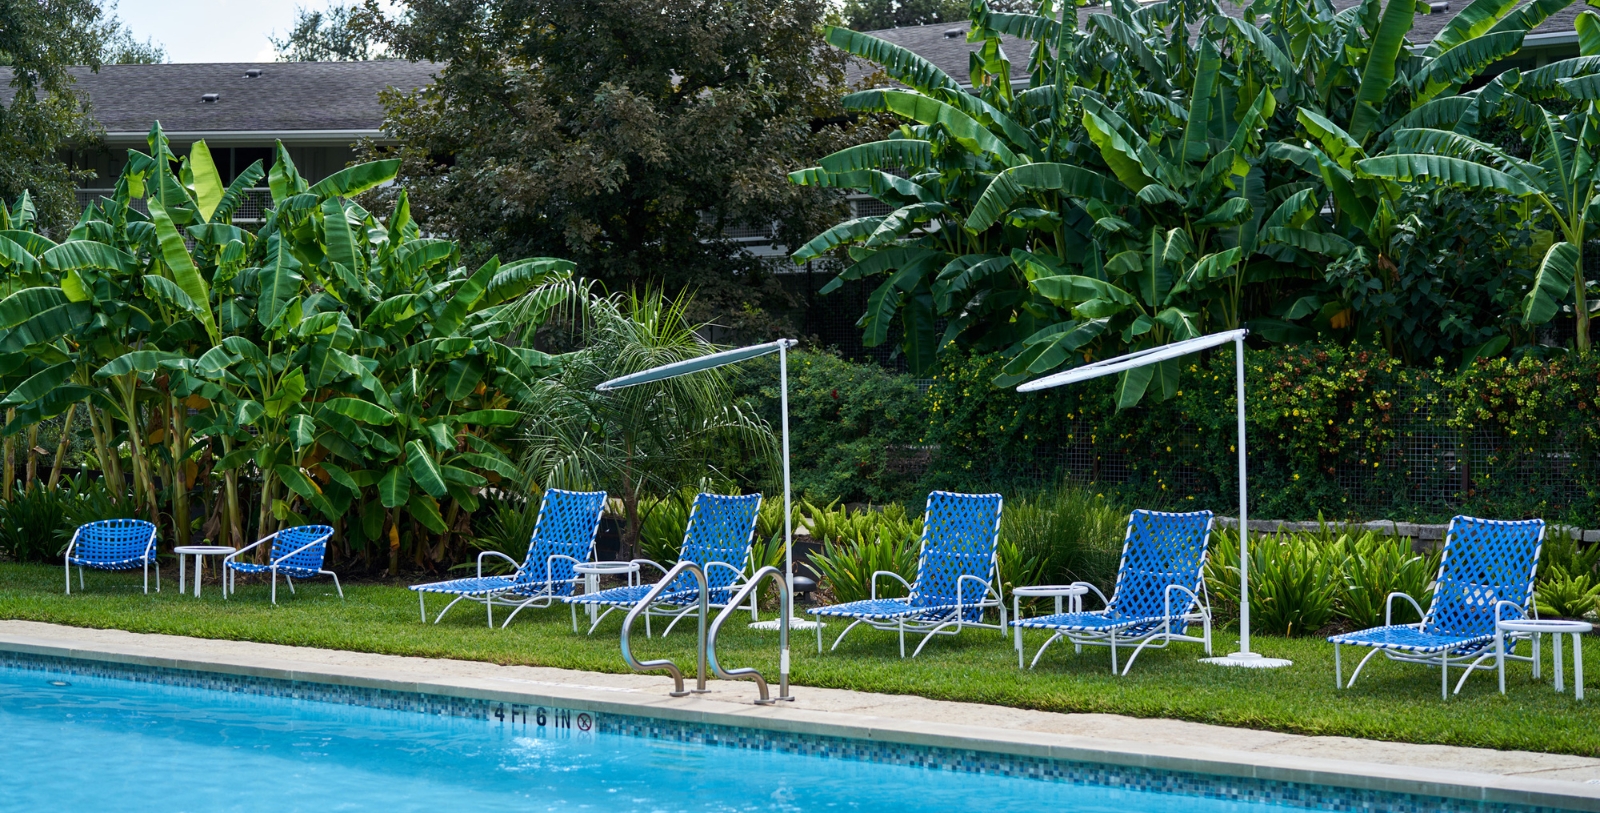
[1575,247,1590,353]
[2,408,14,502]
[89,406,124,498]
[24,423,37,493]
[386,509,401,577]
[170,397,191,547]
[221,434,242,547]
[255,473,276,555]
[620,465,639,561]
[47,403,76,489]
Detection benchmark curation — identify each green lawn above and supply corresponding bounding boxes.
[4,562,1598,756]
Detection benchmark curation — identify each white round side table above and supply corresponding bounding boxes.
[574,561,640,623]
[1497,618,1591,700]
[173,546,237,599]
[1012,584,1090,668]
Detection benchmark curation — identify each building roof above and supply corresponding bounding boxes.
[850,2,1581,86]
[0,60,437,146]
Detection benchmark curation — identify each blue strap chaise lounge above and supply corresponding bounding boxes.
[223,525,342,604]
[410,488,608,628]
[1013,509,1214,674]
[565,492,761,636]
[1329,515,1545,699]
[64,519,160,594]
[808,490,1006,658]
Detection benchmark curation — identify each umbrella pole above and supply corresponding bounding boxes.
[779,343,794,687]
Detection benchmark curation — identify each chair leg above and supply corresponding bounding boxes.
[79,567,85,590]
[487,597,494,628]
[1335,644,1342,689]
[1441,653,1448,700]
[1029,632,1065,669]
[1346,647,1382,689]
[1110,634,1118,675]
[143,560,149,594]
[898,619,906,658]
[154,561,160,593]
[328,573,343,600]
[64,560,70,595]
[570,602,578,633]
[830,619,865,652]
[419,592,427,623]
[816,615,824,654]
[271,569,278,605]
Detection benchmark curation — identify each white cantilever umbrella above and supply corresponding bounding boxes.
[596,337,817,630]
[1016,329,1289,668]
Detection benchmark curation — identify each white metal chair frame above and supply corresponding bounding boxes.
[223,530,343,604]
[819,566,1007,658]
[1334,593,1537,699]
[424,550,588,629]
[63,524,160,595]
[1023,580,1213,675]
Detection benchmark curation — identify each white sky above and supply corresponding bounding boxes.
[112,0,348,63]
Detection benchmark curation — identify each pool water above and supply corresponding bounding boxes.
[0,666,1304,812]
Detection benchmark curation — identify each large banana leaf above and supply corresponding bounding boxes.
[308,160,402,199]
[1355,154,1535,196]
[818,140,933,173]
[1425,0,1520,57]
[823,26,962,95]
[1083,112,1158,191]
[149,199,219,343]
[1523,241,1579,324]
[966,164,1127,231]
[790,217,885,263]
[842,90,1021,166]
[1412,31,1525,103]
[1348,0,1418,144]
[0,361,74,407]
[188,140,226,223]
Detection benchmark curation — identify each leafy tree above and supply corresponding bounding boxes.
[841,0,969,30]
[270,4,382,62]
[97,17,167,64]
[363,0,860,331]
[0,0,105,233]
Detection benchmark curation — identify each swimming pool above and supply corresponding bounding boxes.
[0,656,1567,812]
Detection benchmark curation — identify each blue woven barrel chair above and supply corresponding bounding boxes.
[63,519,160,594]
[808,491,1006,658]
[565,492,761,636]
[223,525,341,604]
[1329,516,1545,699]
[410,488,608,628]
[1013,509,1214,675]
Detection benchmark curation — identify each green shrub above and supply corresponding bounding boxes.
[1333,531,1437,628]
[636,489,695,566]
[805,501,921,604]
[0,483,72,563]
[1247,533,1342,637]
[998,483,1125,598]
[727,350,927,503]
[466,495,541,574]
[1536,565,1600,620]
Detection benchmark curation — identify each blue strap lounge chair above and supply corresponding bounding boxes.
[1329,516,1545,699]
[64,519,159,594]
[410,488,608,628]
[565,492,761,636]
[808,491,1006,658]
[223,525,341,604]
[1013,509,1214,674]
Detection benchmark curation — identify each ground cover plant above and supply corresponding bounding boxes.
[5,560,1599,757]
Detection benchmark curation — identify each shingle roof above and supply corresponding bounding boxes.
[849,2,1581,86]
[0,60,437,138]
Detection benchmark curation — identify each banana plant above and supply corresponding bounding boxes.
[1356,84,1600,351]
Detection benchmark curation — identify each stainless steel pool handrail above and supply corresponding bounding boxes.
[620,560,709,697]
[706,566,794,704]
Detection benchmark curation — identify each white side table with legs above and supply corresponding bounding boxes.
[573,561,641,623]
[1497,618,1590,700]
[1012,584,1090,668]
[173,546,237,598]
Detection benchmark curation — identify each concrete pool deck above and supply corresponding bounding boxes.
[2,619,1597,810]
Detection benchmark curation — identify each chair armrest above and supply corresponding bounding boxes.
[1074,581,1110,609]
[632,558,670,577]
[704,561,747,587]
[872,570,913,600]
[1164,583,1201,620]
[1493,599,1527,627]
[1385,591,1425,627]
[543,554,582,583]
[477,550,520,578]
[225,535,272,564]
[143,527,158,560]
[272,538,325,567]
[63,528,80,561]
[955,574,999,612]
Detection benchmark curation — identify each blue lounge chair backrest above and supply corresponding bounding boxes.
[271,525,334,571]
[908,491,1003,620]
[666,493,762,596]
[1105,510,1213,624]
[515,488,608,593]
[72,519,157,566]
[1423,516,1545,638]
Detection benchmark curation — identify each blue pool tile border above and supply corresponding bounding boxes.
[0,650,1573,813]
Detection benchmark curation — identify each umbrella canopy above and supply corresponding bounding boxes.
[596,339,796,391]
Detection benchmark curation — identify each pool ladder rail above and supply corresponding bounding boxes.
[618,562,794,704]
